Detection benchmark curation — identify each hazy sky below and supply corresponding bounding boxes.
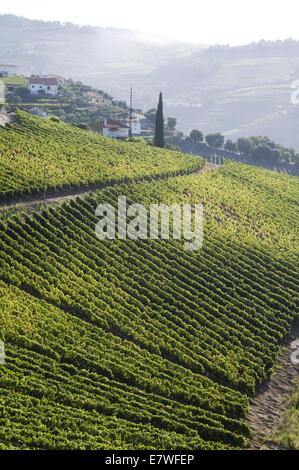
[0,0,297,45]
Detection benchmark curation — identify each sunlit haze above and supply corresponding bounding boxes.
[0,0,298,45]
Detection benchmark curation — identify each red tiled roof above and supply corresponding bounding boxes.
[29,78,58,86]
[90,119,130,130]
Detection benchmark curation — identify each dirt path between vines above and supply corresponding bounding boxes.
[0,112,16,127]
[0,162,221,214]
[195,162,220,175]
[246,321,299,450]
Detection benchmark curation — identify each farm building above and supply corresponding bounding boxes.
[126,116,141,135]
[28,77,58,96]
[90,119,130,139]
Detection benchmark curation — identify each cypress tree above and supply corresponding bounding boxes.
[154,92,165,148]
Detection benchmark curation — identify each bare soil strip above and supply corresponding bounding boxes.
[0,112,16,127]
[0,162,221,213]
[195,162,220,175]
[246,321,299,449]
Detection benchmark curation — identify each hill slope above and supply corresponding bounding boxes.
[0,111,201,200]
[0,159,298,449]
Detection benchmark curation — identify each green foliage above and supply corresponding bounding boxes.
[4,76,131,127]
[0,160,297,449]
[233,135,297,164]
[224,139,237,152]
[205,133,224,149]
[0,110,202,200]
[190,129,204,143]
[6,95,22,105]
[0,75,28,87]
[145,108,156,123]
[165,143,180,151]
[237,137,253,155]
[273,384,299,449]
[154,92,165,148]
[15,86,30,99]
[167,117,177,131]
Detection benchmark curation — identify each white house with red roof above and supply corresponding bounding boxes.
[90,119,130,139]
[28,77,58,96]
[44,74,65,85]
[126,116,141,135]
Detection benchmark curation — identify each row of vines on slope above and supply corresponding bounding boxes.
[0,162,298,449]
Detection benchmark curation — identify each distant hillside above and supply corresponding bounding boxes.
[151,41,299,149]
[1,15,299,150]
[3,76,135,125]
[0,14,194,101]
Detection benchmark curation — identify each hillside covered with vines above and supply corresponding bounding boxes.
[0,160,298,449]
[0,111,201,200]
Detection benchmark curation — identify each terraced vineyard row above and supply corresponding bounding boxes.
[0,162,298,449]
[0,110,202,200]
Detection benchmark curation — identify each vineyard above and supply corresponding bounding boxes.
[0,110,201,200]
[0,152,298,449]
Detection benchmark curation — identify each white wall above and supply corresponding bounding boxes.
[103,127,129,138]
[126,120,141,135]
[29,84,58,96]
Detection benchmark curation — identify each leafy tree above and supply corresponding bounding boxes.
[8,96,22,106]
[252,143,281,161]
[190,129,204,143]
[167,117,177,131]
[60,86,76,100]
[154,92,165,148]
[281,151,292,163]
[237,138,253,155]
[146,108,157,123]
[15,87,30,99]
[205,133,224,148]
[224,139,237,152]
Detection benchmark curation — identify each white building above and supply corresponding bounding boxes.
[44,74,65,85]
[90,119,130,139]
[126,116,141,135]
[28,77,58,96]
[85,91,105,106]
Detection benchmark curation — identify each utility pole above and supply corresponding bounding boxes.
[129,88,133,138]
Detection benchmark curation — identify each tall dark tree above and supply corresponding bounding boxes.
[154,92,165,148]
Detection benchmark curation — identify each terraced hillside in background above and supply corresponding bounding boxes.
[0,111,201,200]
[0,146,298,449]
